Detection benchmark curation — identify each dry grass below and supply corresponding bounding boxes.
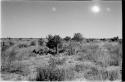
[1,38,122,81]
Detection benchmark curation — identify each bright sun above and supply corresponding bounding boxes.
[91,5,100,13]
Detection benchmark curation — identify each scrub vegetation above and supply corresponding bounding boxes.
[0,33,122,81]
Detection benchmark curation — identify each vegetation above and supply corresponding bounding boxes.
[46,35,62,54]
[63,36,71,41]
[0,34,122,81]
[72,33,84,42]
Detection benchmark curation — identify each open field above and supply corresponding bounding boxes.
[0,37,122,81]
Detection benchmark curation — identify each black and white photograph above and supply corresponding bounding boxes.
[0,0,122,81]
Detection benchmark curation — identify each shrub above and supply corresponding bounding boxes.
[110,36,119,42]
[1,42,10,51]
[38,38,44,46]
[46,35,62,54]
[64,41,81,56]
[18,43,28,48]
[64,36,71,41]
[47,34,53,41]
[72,33,83,42]
[30,41,36,46]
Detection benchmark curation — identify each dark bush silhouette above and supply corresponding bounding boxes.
[100,38,106,41]
[46,35,62,54]
[18,44,28,48]
[72,33,83,42]
[30,41,36,46]
[110,36,119,42]
[64,36,71,41]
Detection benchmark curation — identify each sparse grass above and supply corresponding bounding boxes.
[1,48,17,72]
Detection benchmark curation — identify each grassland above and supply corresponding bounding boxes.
[0,37,122,81]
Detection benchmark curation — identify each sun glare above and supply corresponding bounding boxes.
[91,5,100,13]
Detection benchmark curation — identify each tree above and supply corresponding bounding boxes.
[46,35,62,55]
[47,34,53,41]
[63,36,71,41]
[72,33,83,42]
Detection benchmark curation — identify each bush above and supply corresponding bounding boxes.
[38,38,44,46]
[64,41,81,56]
[72,33,83,42]
[18,43,28,48]
[30,41,36,46]
[64,36,71,41]
[1,42,10,51]
[46,35,62,54]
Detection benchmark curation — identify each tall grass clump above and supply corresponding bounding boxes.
[1,42,10,51]
[35,66,65,81]
[84,67,102,80]
[100,69,121,81]
[35,65,75,81]
[79,43,99,62]
[34,56,74,81]
[102,43,122,66]
[1,48,17,72]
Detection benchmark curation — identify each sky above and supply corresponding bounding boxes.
[1,0,122,38]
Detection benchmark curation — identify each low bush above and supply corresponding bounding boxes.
[17,43,28,48]
[30,41,36,46]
